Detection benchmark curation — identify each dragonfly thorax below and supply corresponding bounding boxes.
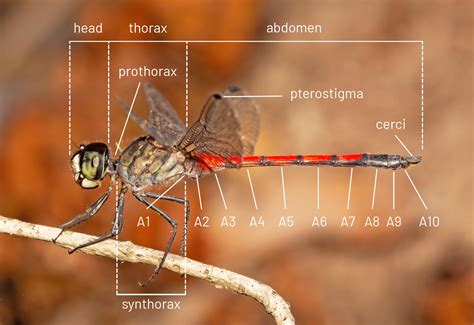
[117,136,186,191]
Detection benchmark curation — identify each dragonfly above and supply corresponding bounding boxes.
[54,83,421,287]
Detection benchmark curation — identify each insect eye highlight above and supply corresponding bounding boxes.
[92,156,100,168]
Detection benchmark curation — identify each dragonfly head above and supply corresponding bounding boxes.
[71,142,110,189]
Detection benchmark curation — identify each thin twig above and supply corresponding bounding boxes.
[0,215,294,324]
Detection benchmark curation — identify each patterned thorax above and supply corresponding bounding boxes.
[117,136,185,191]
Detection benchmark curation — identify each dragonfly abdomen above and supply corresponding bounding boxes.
[229,153,421,170]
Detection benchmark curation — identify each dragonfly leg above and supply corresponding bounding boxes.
[133,192,179,287]
[141,193,190,257]
[67,184,126,254]
[52,180,115,243]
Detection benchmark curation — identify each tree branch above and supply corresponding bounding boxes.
[0,215,294,324]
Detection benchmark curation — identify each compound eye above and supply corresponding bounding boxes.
[70,142,109,188]
[81,151,104,180]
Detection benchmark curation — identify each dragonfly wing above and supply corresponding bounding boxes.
[116,96,159,140]
[178,86,260,169]
[118,83,186,147]
[144,83,186,146]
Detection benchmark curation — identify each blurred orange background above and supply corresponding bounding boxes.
[0,1,472,324]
